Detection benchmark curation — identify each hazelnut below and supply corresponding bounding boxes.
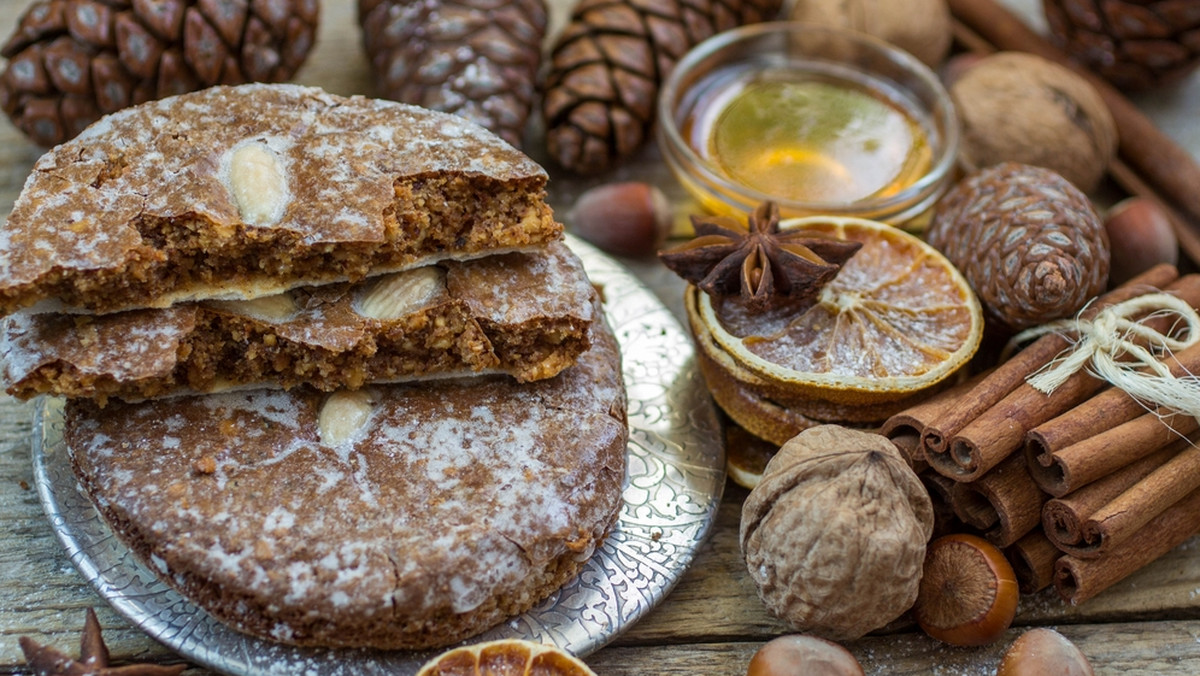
[746,635,864,676]
[950,52,1116,192]
[913,533,1019,646]
[997,628,1094,676]
[939,52,983,88]
[740,425,934,641]
[1103,197,1179,287]
[789,0,952,68]
[566,181,673,258]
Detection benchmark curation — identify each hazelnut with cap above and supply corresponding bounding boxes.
[567,182,673,258]
[997,628,1094,676]
[913,533,1019,646]
[746,635,865,676]
[1103,197,1179,287]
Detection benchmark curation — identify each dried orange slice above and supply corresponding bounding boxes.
[693,216,982,405]
[416,639,597,676]
[723,417,782,490]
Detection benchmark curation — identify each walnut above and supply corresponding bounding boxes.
[950,52,1116,193]
[788,0,952,68]
[740,425,934,640]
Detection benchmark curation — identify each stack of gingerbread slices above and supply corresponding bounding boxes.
[0,84,628,651]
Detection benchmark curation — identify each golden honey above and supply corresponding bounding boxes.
[681,72,933,207]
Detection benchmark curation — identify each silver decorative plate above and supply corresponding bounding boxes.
[31,236,725,676]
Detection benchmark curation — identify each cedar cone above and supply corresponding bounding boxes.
[541,0,783,175]
[1043,0,1200,91]
[926,162,1110,332]
[0,0,319,148]
[358,0,547,149]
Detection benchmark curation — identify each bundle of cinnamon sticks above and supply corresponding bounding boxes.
[883,265,1200,604]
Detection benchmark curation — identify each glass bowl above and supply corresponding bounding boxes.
[657,22,959,227]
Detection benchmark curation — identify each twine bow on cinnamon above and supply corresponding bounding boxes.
[1008,293,1200,420]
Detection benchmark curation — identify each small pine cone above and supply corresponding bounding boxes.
[1043,0,1200,91]
[0,0,319,148]
[926,162,1110,332]
[541,0,782,175]
[358,0,547,149]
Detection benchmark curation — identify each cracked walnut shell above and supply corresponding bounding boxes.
[740,425,934,640]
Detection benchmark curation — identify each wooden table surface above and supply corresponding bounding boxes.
[3,0,1200,674]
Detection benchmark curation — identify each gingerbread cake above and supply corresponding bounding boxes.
[3,242,596,401]
[65,311,628,650]
[0,83,561,316]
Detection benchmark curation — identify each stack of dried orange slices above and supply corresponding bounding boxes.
[661,203,984,488]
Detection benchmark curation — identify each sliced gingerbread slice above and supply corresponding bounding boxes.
[0,83,561,316]
[3,242,595,400]
[65,313,627,650]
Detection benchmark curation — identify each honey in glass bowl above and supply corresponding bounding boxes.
[659,23,958,226]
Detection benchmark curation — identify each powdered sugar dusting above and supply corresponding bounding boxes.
[448,241,596,326]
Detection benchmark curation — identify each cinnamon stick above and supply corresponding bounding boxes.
[1054,485,1200,605]
[1041,443,1179,553]
[927,271,1200,482]
[880,367,995,465]
[1029,410,1198,498]
[1069,440,1200,558]
[1005,529,1060,594]
[919,264,1178,458]
[947,0,1200,245]
[1027,340,1200,462]
[920,470,968,539]
[949,452,1047,548]
[934,361,1107,482]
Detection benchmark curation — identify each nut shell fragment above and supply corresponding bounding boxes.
[740,425,934,640]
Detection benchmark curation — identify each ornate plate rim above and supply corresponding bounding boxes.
[30,235,725,676]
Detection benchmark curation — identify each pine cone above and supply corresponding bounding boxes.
[0,0,319,147]
[926,162,1110,332]
[1043,0,1200,90]
[541,0,782,175]
[358,0,547,149]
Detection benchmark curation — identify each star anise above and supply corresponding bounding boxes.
[19,608,187,676]
[658,202,862,309]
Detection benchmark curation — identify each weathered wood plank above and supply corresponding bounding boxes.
[593,621,1200,675]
